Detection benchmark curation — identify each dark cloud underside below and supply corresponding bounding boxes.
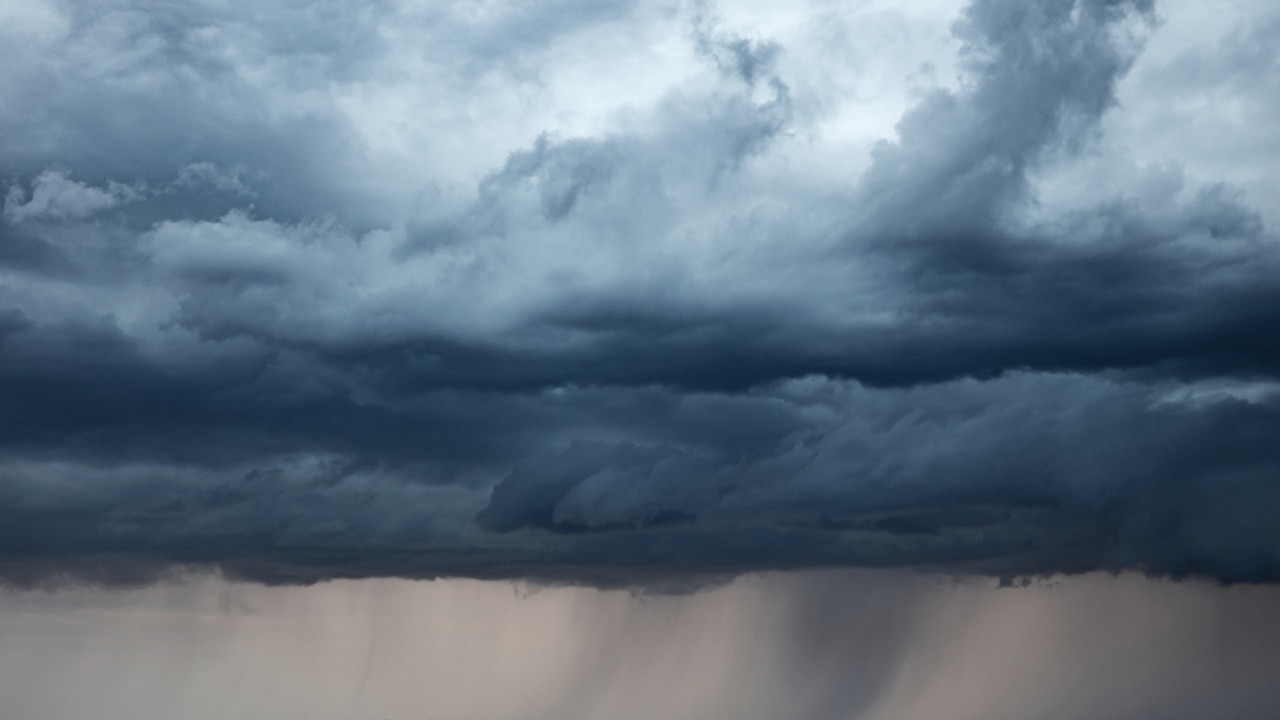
[1,0,1279,587]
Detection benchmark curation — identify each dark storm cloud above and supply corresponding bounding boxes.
[1,0,1279,588]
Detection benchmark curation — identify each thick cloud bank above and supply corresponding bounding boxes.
[2,0,1279,587]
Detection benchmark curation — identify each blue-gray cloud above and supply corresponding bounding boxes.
[2,0,1279,588]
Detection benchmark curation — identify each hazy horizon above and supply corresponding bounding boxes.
[5,570,1280,720]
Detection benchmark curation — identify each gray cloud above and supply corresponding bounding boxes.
[3,169,141,223]
[2,0,1279,588]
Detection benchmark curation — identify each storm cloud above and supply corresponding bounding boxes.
[2,0,1279,588]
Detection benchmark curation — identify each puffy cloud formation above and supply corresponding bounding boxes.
[1,0,1279,587]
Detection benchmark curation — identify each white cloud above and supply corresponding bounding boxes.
[3,169,140,222]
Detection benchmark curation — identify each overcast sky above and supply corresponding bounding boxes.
[2,0,1280,715]
[3,0,1279,588]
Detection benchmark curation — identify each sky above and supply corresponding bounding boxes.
[4,573,1280,720]
[2,0,1280,717]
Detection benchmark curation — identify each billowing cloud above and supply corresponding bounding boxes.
[3,169,141,223]
[2,0,1279,588]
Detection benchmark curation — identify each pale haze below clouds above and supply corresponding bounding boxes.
[3,572,1280,720]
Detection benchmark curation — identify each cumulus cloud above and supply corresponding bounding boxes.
[3,169,141,222]
[1,0,1278,588]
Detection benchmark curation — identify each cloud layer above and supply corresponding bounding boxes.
[2,0,1279,587]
